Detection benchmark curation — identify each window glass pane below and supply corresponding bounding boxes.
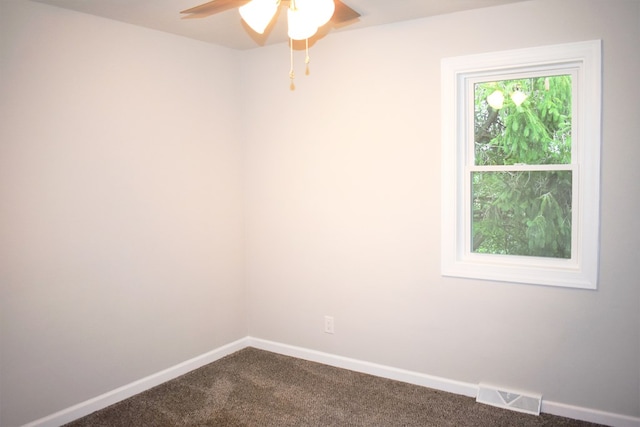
[471,170,572,258]
[474,75,572,166]
[442,41,600,288]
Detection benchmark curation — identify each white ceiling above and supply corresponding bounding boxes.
[32,0,529,50]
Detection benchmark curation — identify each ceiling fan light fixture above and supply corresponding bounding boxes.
[294,0,335,28]
[511,90,527,107]
[286,6,318,40]
[239,0,278,34]
[182,0,361,88]
[487,90,505,109]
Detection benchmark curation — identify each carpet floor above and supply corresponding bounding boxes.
[65,347,603,426]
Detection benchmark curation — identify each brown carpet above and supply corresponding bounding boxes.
[65,347,603,426]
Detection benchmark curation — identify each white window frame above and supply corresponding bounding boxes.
[441,40,601,289]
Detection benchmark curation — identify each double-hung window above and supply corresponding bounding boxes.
[441,41,601,289]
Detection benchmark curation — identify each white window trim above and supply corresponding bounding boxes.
[441,40,602,289]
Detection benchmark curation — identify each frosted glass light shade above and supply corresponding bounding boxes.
[511,90,527,106]
[239,0,278,34]
[487,90,504,109]
[295,0,335,27]
[287,6,318,40]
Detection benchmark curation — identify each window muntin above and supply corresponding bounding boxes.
[441,41,601,289]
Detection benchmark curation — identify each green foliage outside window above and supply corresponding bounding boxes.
[472,76,573,258]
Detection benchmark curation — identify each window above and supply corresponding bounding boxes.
[441,41,601,289]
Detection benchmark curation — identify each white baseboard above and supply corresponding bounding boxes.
[246,337,478,398]
[247,337,640,427]
[24,336,640,427]
[23,337,249,427]
[542,401,640,427]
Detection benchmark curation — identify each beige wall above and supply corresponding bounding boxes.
[1,0,639,425]
[243,0,640,419]
[0,1,246,425]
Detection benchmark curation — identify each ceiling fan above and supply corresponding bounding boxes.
[181,0,361,88]
[180,0,361,31]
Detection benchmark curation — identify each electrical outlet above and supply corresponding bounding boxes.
[324,315,334,334]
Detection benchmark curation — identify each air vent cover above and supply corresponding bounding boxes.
[476,383,542,415]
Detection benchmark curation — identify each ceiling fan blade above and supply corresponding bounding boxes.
[180,0,249,18]
[332,0,361,24]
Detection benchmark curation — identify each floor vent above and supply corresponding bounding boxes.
[476,383,542,415]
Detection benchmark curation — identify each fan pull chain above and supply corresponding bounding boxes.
[305,38,310,76]
[289,38,295,90]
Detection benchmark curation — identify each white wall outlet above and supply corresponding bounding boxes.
[324,315,334,334]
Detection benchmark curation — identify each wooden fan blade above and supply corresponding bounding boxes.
[180,0,249,18]
[332,0,361,24]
